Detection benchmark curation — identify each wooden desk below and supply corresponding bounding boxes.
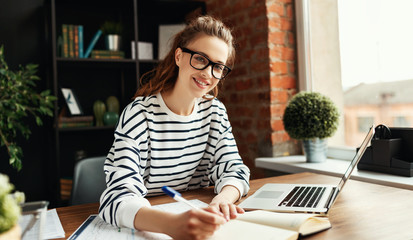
[55,172,413,239]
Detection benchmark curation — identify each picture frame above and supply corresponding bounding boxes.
[61,88,83,115]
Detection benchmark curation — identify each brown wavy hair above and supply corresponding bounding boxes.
[133,15,235,100]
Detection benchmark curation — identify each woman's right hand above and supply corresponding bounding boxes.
[165,208,227,240]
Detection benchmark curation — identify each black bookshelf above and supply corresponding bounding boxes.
[47,0,206,206]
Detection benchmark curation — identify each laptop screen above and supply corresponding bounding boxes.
[337,125,375,191]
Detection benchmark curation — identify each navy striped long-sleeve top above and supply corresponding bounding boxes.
[98,92,250,229]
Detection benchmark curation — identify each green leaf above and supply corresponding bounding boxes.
[0,44,56,170]
[35,116,42,126]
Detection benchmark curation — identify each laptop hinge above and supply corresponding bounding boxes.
[324,187,339,209]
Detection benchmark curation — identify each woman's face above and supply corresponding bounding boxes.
[175,34,229,99]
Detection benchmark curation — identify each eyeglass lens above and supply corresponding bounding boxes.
[190,53,229,79]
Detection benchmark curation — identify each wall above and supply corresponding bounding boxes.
[0,0,56,204]
[309,0,345,146]
[205,0,299,179]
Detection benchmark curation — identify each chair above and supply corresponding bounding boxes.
[70,156,107,205]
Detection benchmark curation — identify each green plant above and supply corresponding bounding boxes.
[0,173,24,234]
[100,21,123,35]
[283,91,339,140]
[0,45,56,171]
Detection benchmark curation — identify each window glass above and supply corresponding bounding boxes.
[338,0,413,147]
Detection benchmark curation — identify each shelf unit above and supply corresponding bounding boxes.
[47,0,205,206]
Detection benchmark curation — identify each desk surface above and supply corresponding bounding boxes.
[55,172,413,240]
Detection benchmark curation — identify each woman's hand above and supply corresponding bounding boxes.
[209,185,245,221]
[165,208,226,240]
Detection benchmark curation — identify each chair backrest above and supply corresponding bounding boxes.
[71,156,107,205]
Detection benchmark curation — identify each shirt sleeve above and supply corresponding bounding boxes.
[98,106,151,229]
[208,104,250,199]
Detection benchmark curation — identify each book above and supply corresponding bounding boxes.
[84,29,103,58]
[212,210,331,240]
[59,115,93,123]
[68,24,74,58]
[62,24,69,58]
[91,50,125,59]
[74,26,79,58]
[58,115,93,128]
[78,25,84,58]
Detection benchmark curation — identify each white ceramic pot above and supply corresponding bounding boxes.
[302,138,328,163]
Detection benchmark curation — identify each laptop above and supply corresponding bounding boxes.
[239,125,375,214]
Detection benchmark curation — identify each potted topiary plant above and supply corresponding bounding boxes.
[0,45,56,170]
[282,91,340,163]
[100,21,123,51]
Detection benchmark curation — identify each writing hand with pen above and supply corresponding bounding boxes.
[158,186,244,240]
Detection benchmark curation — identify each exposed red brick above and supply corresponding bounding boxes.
[270,61,288,74]
[270,104,286,117]
[268,31,286,45]
[271,119,284,131]
[271,131,290,144]
[235,79,253,91]
[280,18,293,31]
[206,0,298,179]
[267,3,284,17]
[270,75,296,89]
[270,90,289,103]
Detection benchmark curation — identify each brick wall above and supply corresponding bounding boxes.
[204,0,299,179]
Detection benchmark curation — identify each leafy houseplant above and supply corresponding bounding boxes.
[0,173,24,239]
[283,91,339,162]
[100,21,123,35]
[0,45,56,170]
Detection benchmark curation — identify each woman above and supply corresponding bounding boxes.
[99,15,250,239]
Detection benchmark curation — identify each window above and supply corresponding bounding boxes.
[357,117,374,133]
[296,0,413,149]
[393,116,411,127]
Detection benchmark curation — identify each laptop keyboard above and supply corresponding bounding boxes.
[278,186,326,208]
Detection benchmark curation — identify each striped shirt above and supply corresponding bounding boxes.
[99,92,250,229]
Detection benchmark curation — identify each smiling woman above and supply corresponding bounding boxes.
[98,15,250,240]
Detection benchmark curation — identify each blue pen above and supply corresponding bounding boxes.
[162,186,199,209]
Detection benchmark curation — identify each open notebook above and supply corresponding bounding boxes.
[68,200,330,240]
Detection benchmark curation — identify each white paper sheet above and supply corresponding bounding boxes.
[19,209,65,240]
[68,199,208,240]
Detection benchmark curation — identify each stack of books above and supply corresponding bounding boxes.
[91,50,125,59]
[59,24,103,59]
[58,115,94,128]
[61,24,84,58]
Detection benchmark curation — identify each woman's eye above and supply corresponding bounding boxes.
[194,55,207,64]
[214,65,224,71]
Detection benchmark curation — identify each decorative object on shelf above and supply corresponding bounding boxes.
[106,96,120,114]
[131,41,153,60]
[103,112,119,126]
[158,24,186,60]
[0,173,25,240]
[61,88,83,116]
[283,91,339,163]
[101,21,123,51]
[103,96,120,126]
[93,100,106,127]
[0,45,56,170]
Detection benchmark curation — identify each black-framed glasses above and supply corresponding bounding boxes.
[180,47,232,80]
